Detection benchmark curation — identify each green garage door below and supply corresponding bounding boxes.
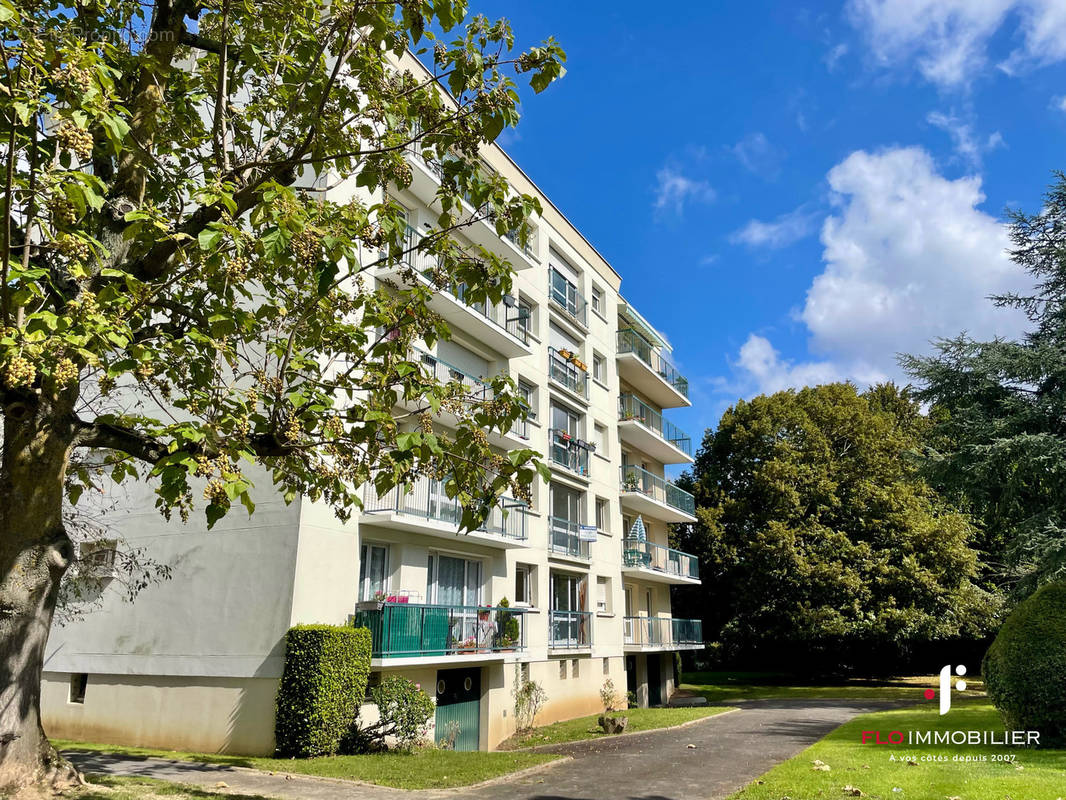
[435,667,480,751]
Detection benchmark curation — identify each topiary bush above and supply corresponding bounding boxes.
[274,624,372,757]
[983,582,1066,746]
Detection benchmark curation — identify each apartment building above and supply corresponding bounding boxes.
[39,52,703,755]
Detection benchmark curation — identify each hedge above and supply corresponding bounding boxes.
[983,582,1066,746]
[274,624,372,757]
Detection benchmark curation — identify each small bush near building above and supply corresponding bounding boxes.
[513,665,547,732]
[360,676,435,751]
[274,624,372,758]
[983,582,1066,746]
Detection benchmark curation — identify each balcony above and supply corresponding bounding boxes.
[352,602,527,665]
[549,516,591,560]
[617,394,693,465]
[622,538,700,585]
[362,475,530,549]
[548,347,589,401]
[623,616,704,651]
[619,465,697,523]
[616,329,690,409]
[549,429,593,477]
[549,610,593,650]
[549,269,588,328]
[401,145,537,270]
[378,226,533,357]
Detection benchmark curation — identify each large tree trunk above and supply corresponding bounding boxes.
[0,390,83,793]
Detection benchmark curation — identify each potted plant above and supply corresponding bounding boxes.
[623,474,640,493]
[356,590,387,611]
[558,348,572,360]
[457,636,478,652]
[497,598,520,652]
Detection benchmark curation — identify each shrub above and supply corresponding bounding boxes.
[498,597,520,647]
[513,665,547,731]
[368,676,435,751]
[983,582,1066,746]
[600,678,621,712]
[274,624,372,758]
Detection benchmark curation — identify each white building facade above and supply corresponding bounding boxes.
[40,53,703,755]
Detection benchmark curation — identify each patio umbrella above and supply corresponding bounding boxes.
[629,515,647,542]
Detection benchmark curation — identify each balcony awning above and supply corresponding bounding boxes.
[618,299,668,351]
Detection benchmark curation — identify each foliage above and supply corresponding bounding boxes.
[600,678,621,712]
[498,596,520,646]
[983,581,1066,745]
[367,676,435,751]
[512,665,547,732]
[274,625,371,758]
[673,382,999,675]
[902,174,1066,593]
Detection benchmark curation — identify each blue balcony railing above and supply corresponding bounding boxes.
[549,610,592,649]
[620,464,695,516]
[622,538,699,580]
[618,394,692,456]
[353,602,527,658]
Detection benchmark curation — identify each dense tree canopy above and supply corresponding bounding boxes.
[672,383,998,674]
[902,174,1066,594]
[0,0,563,789]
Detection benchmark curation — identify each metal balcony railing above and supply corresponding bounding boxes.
[549,609,592,649]
[548,429,592,476]
[617,328,689,398]
[363,475,529,542]
[396,226,530,345]
[548,516,591,559]
[622,616,703,647]
[620,465,696,516]
[618,394,692,456]
[622,537,699,580]
[549,269,588,327]
[548,347,589,399]
[412,347,492,403]
[353,602,527,658]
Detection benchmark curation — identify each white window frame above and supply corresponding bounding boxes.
[359,542,389,601]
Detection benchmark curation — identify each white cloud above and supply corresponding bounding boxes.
[1052,95,1066,111]
[719,146,1030,397]
[731,132,783,179]
[824,42,850,71]
[926,110,1005,165]
[652,166,715,217]
[847,0,1066,89]
[730,205,818,249]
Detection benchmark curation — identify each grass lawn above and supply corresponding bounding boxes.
[730,700,1066,800]
[682,671,985,703]
[498,705,736,749]
[55,740,558,790]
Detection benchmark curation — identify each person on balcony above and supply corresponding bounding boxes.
[476,607,497,653]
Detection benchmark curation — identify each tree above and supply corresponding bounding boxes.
[902,173,1066,594]
[673,383,998,675]
[0,0,564,790]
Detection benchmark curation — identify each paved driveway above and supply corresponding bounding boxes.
[66,699,895,800]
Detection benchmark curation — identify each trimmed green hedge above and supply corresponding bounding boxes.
[983,582,1066,746]
[274,624,372,757]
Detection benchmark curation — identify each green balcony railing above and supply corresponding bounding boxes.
[617,328,689,398]
[549,609,592,649]
[548,347,589,399]
[363,474,529,542]
[620,465,695,516]
[549,429,592,476]
[622,537,699,580]
[622,616,703,648]
[549,269,588,327]
[548,515,590,559]
[352,602,527,658]
[618,394,692,456]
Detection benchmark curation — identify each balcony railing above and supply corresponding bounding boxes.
[396,226,530,345]
[353,602,527,658]
[620,465,696,516]
[623,616,703,648]
[549,269,588,327]
[618,394,692,456]
[617,328,689,398]
[413,347,492,403]
[549,516,591,559]
[549,429,592,476]
[549,609,592,649]
[622,537,699,580]
[364,475,529,542]
[548,347,589,399]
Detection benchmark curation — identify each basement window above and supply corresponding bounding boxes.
[69,673,87,704]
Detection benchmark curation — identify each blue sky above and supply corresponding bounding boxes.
[465,1,1066,443]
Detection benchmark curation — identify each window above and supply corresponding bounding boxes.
[591,284,603,315]
[593,422,607,456]
[595,497,609,533]
[69,673,87,704]
[518,380,537,421]
[79,540,117,569]
[551,483,584,526]
[515,564,533,606]
[593,352,605,383]
[517,298,534,337]
[596,576,611,613]
[359,543,389,600]
[550,402,581,438]
[427,553,482,606]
